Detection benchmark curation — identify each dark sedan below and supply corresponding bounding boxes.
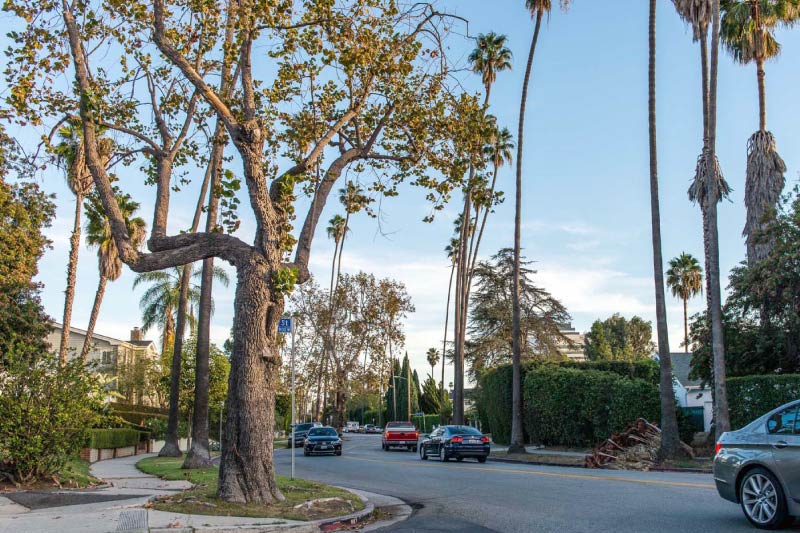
[289,422,321,448]
[304,426,342,456]
[419,425,489,463]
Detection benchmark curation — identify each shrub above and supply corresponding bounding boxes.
[411,414,441,433]
[86,428,145,449]
[728,374,800,430]
[110,402,169,416]
[145,417,168,440]
[0,346,104,484]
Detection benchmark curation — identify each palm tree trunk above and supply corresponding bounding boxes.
[649,0,682,460]
[160,265,192,457]
[683,296,689,353]
[441,260,455,406]
[756,57,766,131]
[59,193,84,365]
[708,0,731,438]
[510,8,543,454]
[80,274,107,362]
[700,32,709,143]
[453,191,471,424]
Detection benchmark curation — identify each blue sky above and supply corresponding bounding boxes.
[17,0,800,385]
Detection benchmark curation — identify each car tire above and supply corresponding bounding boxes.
[420,446,428,460]
[440,447,449,462]
[382,442,387,451]
[335,450,342,456]
[303,449,310,457]
[478,457,487,464]
[739,467,792,530]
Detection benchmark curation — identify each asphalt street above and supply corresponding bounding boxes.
[274,433,800,533]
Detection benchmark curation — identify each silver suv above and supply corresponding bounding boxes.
[714,399,800,529]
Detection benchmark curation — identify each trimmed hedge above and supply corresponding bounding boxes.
[86,428,148,449]
[115,410,167,426]
[110,402,169,416]
[411,414,441,433]
[477,360,660,444]
[728,374,800,430]
[522,366,659,447]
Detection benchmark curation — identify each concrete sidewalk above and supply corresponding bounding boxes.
[0,454,402,532]
[489,444,587,457]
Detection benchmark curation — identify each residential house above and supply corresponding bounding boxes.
[46,322,160,405]
[556,323,587,362]
[672,352,713,432]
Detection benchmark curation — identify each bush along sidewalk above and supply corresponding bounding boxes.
[137,456,366,521]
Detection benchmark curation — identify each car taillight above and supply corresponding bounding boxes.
[414,432,419,439]
[481,436,490,443]
[714,442,723,456]
[451,436,463,444]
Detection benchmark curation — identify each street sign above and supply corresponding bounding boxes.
[414,411,424,416]
[278,317,292,333]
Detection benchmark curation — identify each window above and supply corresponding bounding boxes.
[768,407,798,435]
[101,351,112,365]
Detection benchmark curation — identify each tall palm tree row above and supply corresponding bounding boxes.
[440,235,459,407]
[509,0,569,454]
[666,253,704,352]
[451,32,512,424]
[647,0,684,460]
[720,0,797,265]
[81,191,147,362]
[52,123,113,364]
[673,0,732,438]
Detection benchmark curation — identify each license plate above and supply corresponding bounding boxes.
[320,445,330,449]
[467,439,480,444]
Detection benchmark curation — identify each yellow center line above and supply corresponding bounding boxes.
[341,454,715,489]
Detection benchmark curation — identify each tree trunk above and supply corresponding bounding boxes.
[683,297,689,353]
[756,58,766,132]
[217,261,285,503]
[707,0,731,438]
[80,274,107,362]
[648,0,682,460]
[452,190,471,424]
[184,121,226,469]
[700,32,709,144]
[159,265,192,458]
[441,260,455,406]
[509,9,543,455]
[59,193,84,365]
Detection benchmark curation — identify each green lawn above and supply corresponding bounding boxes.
[136,456,364,520]
[59,457,101,487]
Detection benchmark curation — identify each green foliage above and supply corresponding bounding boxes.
[689,192,800,383]
[419,375,441,414]
[584,314,656,361]
[523,367,660,447]
[411,414,441,433]
[115,410,167,426]
[86,428,146,450]
[0,174,55,360]
[272,267,298,296]
[557,359,660,385]
[0,347,104,484]
[111,402,169,416]
[727,374,800,430]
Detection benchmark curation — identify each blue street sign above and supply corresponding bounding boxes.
[278,317,292,333]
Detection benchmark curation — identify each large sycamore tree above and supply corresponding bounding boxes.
[6,0,468,503]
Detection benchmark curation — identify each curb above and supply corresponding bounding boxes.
[650,467,712,474]
[489,457,585,469]
[148,487,376,533]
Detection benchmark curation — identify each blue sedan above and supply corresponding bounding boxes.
[419,425,490,463]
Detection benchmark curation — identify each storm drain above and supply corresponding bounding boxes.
[116,508,148,532]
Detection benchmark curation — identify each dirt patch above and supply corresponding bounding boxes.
[490,451,584,467]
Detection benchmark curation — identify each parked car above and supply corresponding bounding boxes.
[344,421,359,433]
[714,399,800,529]
[382,421,418,452]
[289,422,322,448]
[419,425,490,463]
[362,424,376,434]
[369,425,383,434]
[304,426,342,456]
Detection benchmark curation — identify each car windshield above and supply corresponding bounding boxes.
[386,422,415,429]
[448,426,482,435]
[308,428,338,437]
[296,423,315,432]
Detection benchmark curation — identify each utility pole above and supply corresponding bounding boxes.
[290,317,296,480]
[391,358,397,421]
[406,353,411,421]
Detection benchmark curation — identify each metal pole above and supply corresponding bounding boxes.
[219,401,223,453]
[291,317,296,480]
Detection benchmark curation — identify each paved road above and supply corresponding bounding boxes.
[274,433,800,533]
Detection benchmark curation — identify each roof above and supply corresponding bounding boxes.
[671,353,703,388]
[49,321,156,350]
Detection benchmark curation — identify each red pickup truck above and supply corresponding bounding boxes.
[382,421,419,452]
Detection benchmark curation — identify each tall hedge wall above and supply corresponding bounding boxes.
[86,428,148,449]
[478,362,660,446]
[728,374,800,430]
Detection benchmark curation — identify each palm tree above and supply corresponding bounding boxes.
[510,0,570,454]
[666,253,704,352]
[648,0,684,460]
[426,348,440,381]
[469,32,513,107]
[720,0,797,265]
[441,236,459,407]
[52,123,113,364]
[326,215,347,299]
[708,0,732,438]
[81,191,147,361]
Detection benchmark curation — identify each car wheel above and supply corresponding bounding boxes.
[303,449,310,457]
[420,446,428,460]
[440,447,449,462]
[478,457,487,464]
[739,467,791,530]
[335,450,342,456]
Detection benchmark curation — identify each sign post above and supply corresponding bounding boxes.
[278,317,294,479]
